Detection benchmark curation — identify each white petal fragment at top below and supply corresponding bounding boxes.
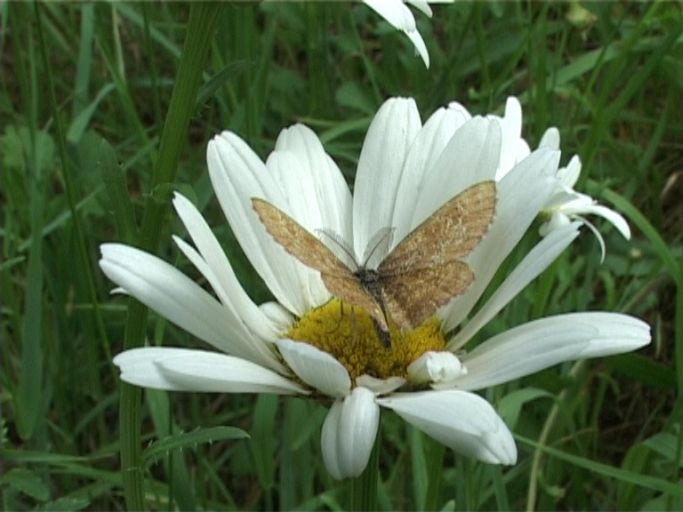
[363,0,452,68]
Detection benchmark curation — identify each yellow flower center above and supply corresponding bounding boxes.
[286,298,447,381]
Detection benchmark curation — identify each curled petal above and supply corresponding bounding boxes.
[407,351,466,385]
[321,388,380,479]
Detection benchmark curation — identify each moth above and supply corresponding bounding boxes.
[252,180,496,345]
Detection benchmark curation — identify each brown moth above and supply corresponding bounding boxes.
[252,181,496,343]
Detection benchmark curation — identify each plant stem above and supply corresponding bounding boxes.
[119,4,221,509]
[349,426,380,511]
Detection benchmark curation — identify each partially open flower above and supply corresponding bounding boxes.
[102,97,650,480]
[540,154,631,260]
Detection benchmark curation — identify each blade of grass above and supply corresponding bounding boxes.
[12,2,44,441]
[34,1,114,382]
[117,4,222,508]
[517,434,683,498]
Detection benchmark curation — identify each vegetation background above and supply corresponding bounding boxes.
[1,1,682,510]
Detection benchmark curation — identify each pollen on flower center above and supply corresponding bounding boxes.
[286,298,447,381]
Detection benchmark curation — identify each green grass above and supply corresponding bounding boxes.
[1,2,682,510]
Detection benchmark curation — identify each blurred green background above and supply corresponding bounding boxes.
[1,2,682,510]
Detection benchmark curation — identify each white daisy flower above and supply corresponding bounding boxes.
[363,0,453,68]
[539,154,631,260]
[490,99,631,260]
[101,97,650,480]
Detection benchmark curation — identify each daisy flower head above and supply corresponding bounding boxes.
[102,97,650,480]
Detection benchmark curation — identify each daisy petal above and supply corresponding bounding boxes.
[363,0,430,66]
[378,390,516,464]
[406,0,433,17]
[208,133,315,315]
[408,351,466,384]
[321,401,344,480]
[579,204,631,240]
[99,244,282,372]
[356,375,406,394]
[322,387,380,479]
[453,313,651,391]
[276,339,351,398]
[353,97,421,257]
[114,348,305,395]
[442,148,560,331]
[392,104,471,240]
[172,193,281,342]
[411,116,502,229]
[448,222,581,350]
[273,124,353,241]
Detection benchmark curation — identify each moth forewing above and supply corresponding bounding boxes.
[251,198,349,276]
[252,197,389,330]
[379,181,496,274]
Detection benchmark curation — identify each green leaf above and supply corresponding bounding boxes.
[142,426,249,465]
[0,468,50,501]
[497,388,553,428]
[79,132,137,243]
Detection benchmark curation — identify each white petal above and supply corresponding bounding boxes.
[276,339,351,398]
[579,204,631,240]
[259,301,295,333]
[538,127,560,150]
[449,222,581,350]
[539,211,572,237]
[404,27,430,67]
[407,351,466,384]
[99,244,283,373]
[495,97,523,179]
[114,347,305,394]
[322,387,380,479]
[207,133,313,315]
[273,124,353,241]
[353,98,421,257]
[392,104,471,241]
[321,401,344,480]
[378,390,516,464]
[557,154,581,187]
[453,313,651,391]
[264,150,331,307]
[406,0,433,17]
[356,375,406,395]
[364,0,416,31]
[172,193,281,342]
[441,148,560,331]
[411,116,502,230]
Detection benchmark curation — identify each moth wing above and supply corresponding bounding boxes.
[380,181,496,274]
[252,198,351,276]
[321,274,388,332]
[382,260,474,329]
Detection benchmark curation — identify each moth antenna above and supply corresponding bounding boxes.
[362,227,395,269]
[315,228,358,270]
